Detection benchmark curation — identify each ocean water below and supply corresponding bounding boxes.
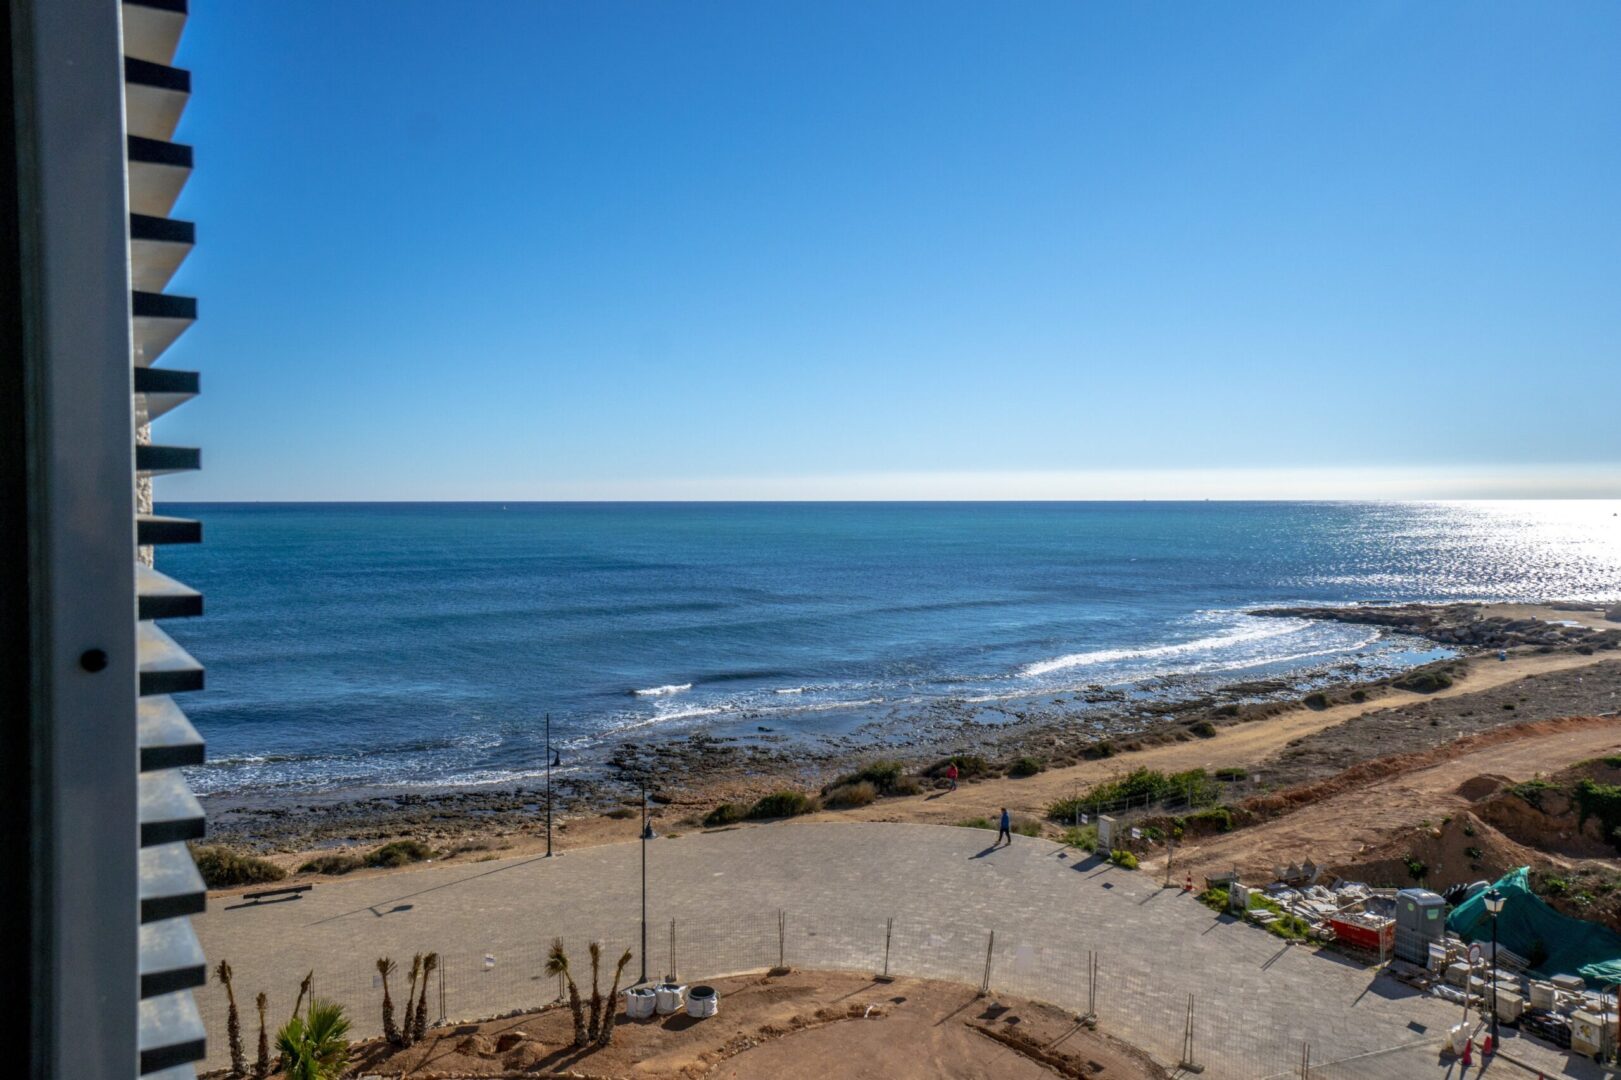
[157,501,1621,795]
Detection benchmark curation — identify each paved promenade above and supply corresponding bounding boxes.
[194,821,1596,1077]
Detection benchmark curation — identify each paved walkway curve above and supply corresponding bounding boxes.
[194,821,1595,1078]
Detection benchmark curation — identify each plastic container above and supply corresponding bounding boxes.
[654,983,687,1016]
[687,984,718,1019]
[624,987,656,1020]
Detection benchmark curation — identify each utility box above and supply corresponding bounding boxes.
[1394,889,1447,964]
[1552,974,1586,993]
[1229,883,1250,913]
[1571,1010,1616,1059]
[1096,815,1117,851]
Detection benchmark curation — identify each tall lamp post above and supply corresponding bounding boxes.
[544,714,561,858]
[1485,888,1505,1054]
[640,779,656,985]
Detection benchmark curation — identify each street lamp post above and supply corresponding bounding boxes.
[544,714,561,858]
[640,780,656,984]
[1485,888,1505,1054]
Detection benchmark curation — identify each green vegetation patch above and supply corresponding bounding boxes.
[298,852,365,876]
[191,845,287,889]
[746,790,820,820]
[1008,756,1046,778]
[926,754,993,780]
[703,803,747,828]
[1108,849,1138,870]
[826,759,906,795]
[1574,778,1621,852]
[368,839,436,868]
[1063,824,1099,852]
[1509,778,1559,809]
[823,781,877,809]
[1392,668,1455,693]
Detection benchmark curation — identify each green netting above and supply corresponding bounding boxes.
[1447,867,1621,984]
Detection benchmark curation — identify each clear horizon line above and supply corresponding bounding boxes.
[159,463,1621,503]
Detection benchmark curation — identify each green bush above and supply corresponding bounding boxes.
[1197,886,1229,914]
[1509,778,1558,809]
[191,845,287,889]
[1247,893,1311,940]
[827,760,906,795]
[824,781,877,809]
[1574,778,1621,851]
[1302,691,1330,710]
[1085,740,1117,759]
[956,817,994,830]
[1183,806,1235,834]
[703,803,746,827]
[1013,818,1042,837]
[1108,849,1138,870]
[298,853,364,876]
[1188,720,1218,738]
[927,755,992,780]
[1046,795,1089,823]
[1008,756,1045,778]
[1403,855,1427,882]
[1393,668,1454,693]
[1085,767,1218,811]
[1213,767,1247,782]
[890,775,924,796]
[368,839,436,868]
[1063,824,1099,852]
[747,790,819,820]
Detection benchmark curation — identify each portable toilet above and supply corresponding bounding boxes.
[1394,888,1447,964]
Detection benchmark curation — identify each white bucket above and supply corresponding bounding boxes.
[687,985,718,1019]
[655,983,687,1015]
[624,988,656,1020]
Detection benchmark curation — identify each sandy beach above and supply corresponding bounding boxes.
[197,600,1621,894]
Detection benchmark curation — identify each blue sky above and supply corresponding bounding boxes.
[157,2,1621,500]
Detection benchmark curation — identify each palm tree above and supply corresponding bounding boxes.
[254,992,270,1079]
[290,969,314,1021]
[402,954,422,1047]
[216,959,245,1077]
[586,942,603,1042]
[376,958,400,1045]
[592,947,634,1049]
[412,952,438,1042]
[545,939,588,1047]
[275,997,350,1080]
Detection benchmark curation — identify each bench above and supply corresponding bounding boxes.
[241,884,313,903]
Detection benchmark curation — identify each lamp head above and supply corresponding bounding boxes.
[1485,888,1505,915]
[551,750,561,767]
[642,822,656,841]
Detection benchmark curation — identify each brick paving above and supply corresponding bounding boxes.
[194,821,1601,1077]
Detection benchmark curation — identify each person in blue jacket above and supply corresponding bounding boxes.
[996,807,1012,847]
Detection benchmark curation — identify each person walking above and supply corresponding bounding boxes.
[945,762,959,792]
[996,807,1012,847]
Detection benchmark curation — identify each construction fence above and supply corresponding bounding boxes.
[195,906,1554,1080]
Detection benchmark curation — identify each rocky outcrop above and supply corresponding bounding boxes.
[1253,603,1621,653]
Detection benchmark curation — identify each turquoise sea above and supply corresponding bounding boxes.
[157,500,1621,794]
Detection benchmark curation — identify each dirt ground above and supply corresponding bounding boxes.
[1151,714,1621,885]
[320,970,1164,1079]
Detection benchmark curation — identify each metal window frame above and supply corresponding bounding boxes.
[9,0,141,1074]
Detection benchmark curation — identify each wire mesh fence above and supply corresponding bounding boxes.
[198,904,1500,1078]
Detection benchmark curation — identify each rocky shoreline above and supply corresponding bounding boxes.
[199,601,1621,858]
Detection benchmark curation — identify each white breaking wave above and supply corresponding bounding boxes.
[1020,618,1309,678]
[774,687,807,695]
[632,683,692,697]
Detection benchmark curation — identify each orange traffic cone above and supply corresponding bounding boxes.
[1460,1037,1473,1066]
[1482,1030,1494,1055]
[1184,873,1193,893]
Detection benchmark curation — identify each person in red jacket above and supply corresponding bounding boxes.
[944,762,959,792]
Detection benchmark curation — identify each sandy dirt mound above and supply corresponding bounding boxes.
[326,970,1164,1080]
[1162,716,1621,884]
